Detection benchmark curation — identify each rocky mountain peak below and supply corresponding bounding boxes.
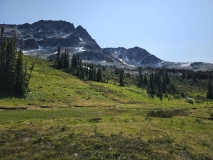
[103,47,162,67]
[76,25,101,50]
[76,25,91,40]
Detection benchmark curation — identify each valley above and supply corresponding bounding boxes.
[1,20,213,159]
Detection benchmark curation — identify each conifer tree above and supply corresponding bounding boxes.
[149,73,155,95]
[58,55,63,69]
[93,67,97,81]
[4,36,17,94]
[0,26,6,92]
[143,73,148,86]
[57,46,60,62]
[15,50,27,97]
[165,72,170,84]
[137,66,143,87]
[207,80,213,99]
[162,75,167,94]
[0,24,34,97]
[96,68,102,82]
[64,51,70,69]
[119,68,124,86]
[89,65,93,80]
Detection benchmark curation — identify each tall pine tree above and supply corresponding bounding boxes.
[207,80,213,99]
[119,68,124,86]
[0,24,33,97]
[15,50,27,97]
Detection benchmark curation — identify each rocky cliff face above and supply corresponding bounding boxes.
[103,47,162,67]
[76,25,101,50]
[5,20,79,49]
[3,20,102,59]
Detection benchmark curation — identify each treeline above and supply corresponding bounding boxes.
[0,24,34,97]
[55,47,108,83]
[142,67,213,99]
[54,46,213,100]
[135,67,172,98]
[146,67,213,80]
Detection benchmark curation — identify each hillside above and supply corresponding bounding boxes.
[0,56,213,159]
[0,55,210,108]
[0,55,170,107]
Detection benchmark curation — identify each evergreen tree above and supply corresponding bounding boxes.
[143,73,148,86]
[182,72,186,80]
[162,75,167,94]
[14,50,27,97]
[89,65,93,80]
[0,24,34,97]
[4,36,17,94]
[115,68,119,75]
[137,66,143,87]
[0,28,7,92]
[119,68,124,86]
[102,66,105,71]
[207,80,213,99]
[165,72,170,84]
[58,55,63,69]
[96,68,102,82]
[93,67,97,81]
[56,46,60,63]
[65,51,70,69]
[149,73,155,95]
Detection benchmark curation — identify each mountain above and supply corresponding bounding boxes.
[103,47,162,67]
[3,20,107,60]
[76,25,101,50]
[2,20,213,71]
[103,47,213,71]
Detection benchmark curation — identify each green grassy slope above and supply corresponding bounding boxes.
[0,56,213,159]
[0,55,208,108]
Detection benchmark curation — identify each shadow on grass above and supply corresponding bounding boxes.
[147,109,190,118]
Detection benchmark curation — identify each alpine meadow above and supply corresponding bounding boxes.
[1,4,213,159]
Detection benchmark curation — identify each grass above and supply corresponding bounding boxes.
[0,106,213,159]
[0,56,213,159]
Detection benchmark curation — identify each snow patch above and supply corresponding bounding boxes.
[35,38,43,41]
[181,62,191,67]
[158,61,164,67]
[23,49,35,55]
[125,56,129,62]
[118,58,135,68]
[75,47,85,52]
[23,38,31,41]
[137,60,142,64]
[62,34,70,38]
[38,45,44,50]
[23,50,28,54]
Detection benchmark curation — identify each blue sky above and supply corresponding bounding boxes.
[1,0,213,63]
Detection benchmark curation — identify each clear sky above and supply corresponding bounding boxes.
[1,0,213,63]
